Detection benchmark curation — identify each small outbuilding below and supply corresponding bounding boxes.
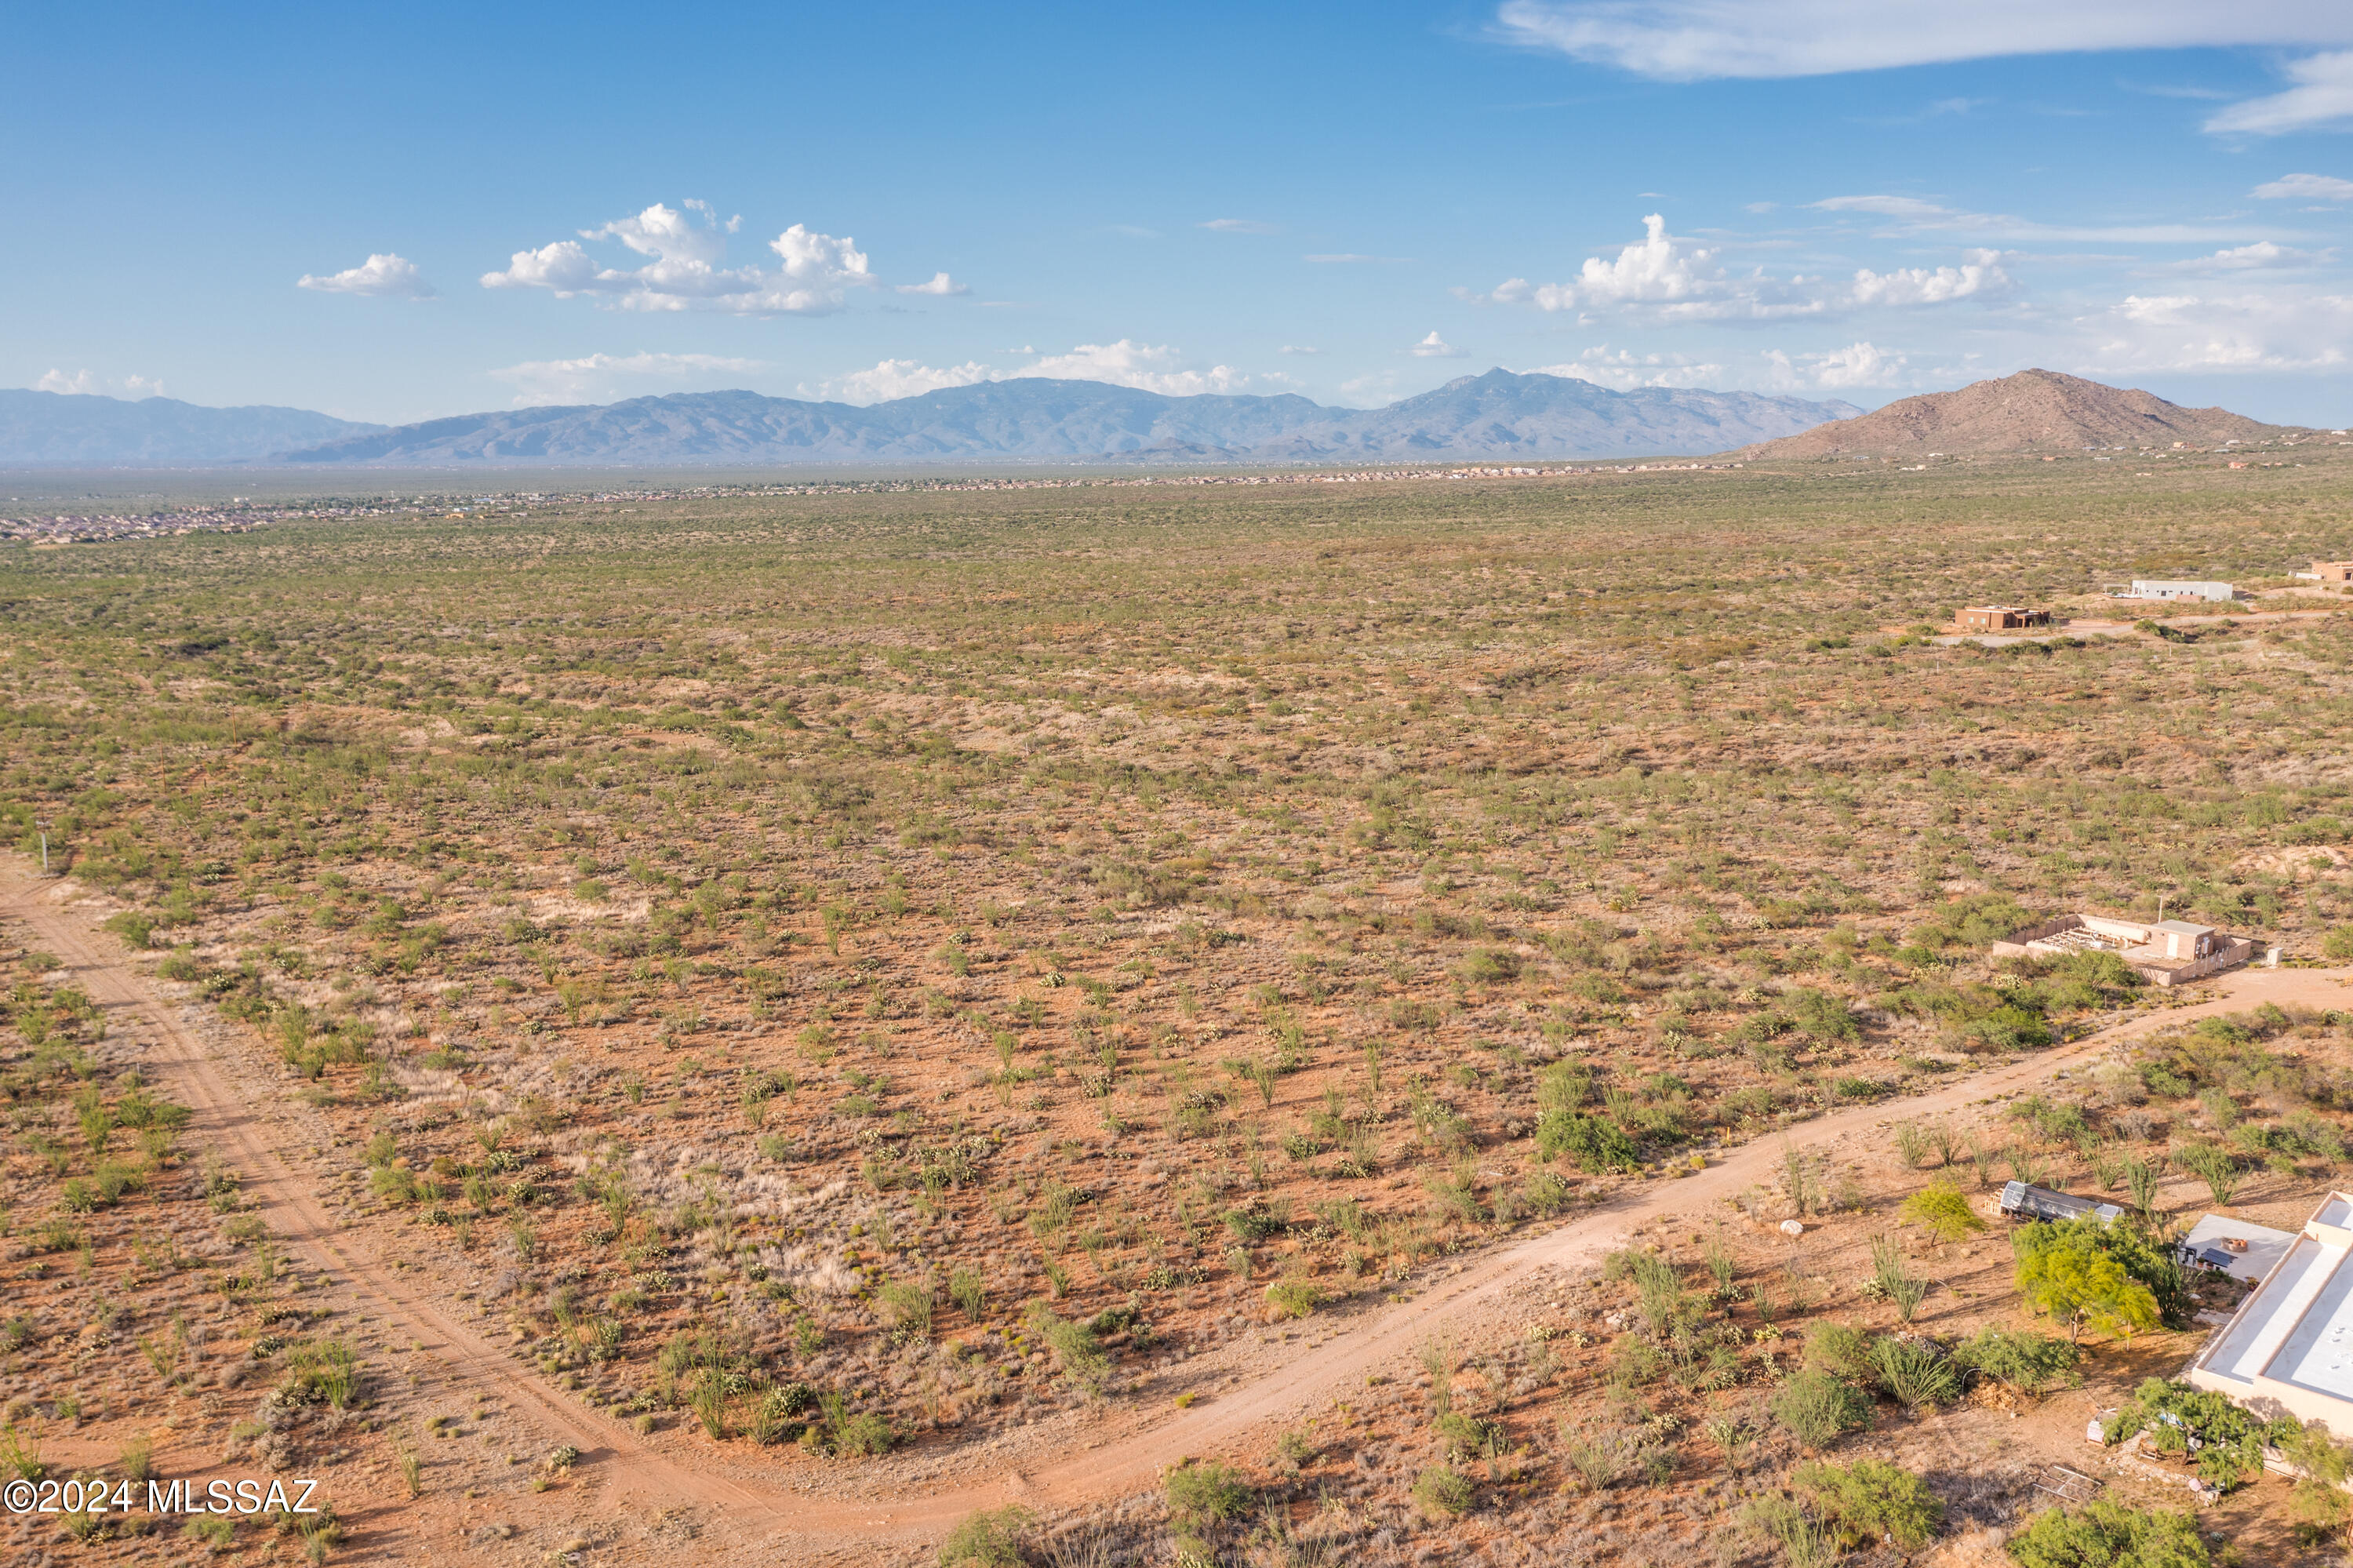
[1998,1181,2122,1225]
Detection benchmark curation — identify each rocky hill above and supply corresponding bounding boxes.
[1731,369,2292,459]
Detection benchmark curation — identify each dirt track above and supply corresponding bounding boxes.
[8,856,2346,1555]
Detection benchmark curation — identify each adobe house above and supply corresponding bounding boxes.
[2311,561,2353,583]
[1955,605,2052,633]
[1990,911,2254,987]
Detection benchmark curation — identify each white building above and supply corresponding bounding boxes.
[2186,1193,2353,1428]
[2126,580,2238,603]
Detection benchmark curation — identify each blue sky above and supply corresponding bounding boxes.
[13,1,2353,424]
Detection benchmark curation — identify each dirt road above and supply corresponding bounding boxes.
[7,857,2344,1554]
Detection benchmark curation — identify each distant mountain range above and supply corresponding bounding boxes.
[0,373,1860,467]
[282,372,1862,465]
[0,390,381,465]
[1734,369,2297,459]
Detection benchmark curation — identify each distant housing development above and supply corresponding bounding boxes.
[2187,1193,2353,1428]
[1991,912,2256,987]
[2123,580,2239,603]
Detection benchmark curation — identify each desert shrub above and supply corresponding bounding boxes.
[1801,1321,1871,1381]
[1263,1280,1322,1319]
[1558,1426,1635,1491]
[2278,1423,2353,1540]
[1524,1170,1572,1215]
[948,1266,987,1320]
[1534,1108,1641,1173]
[1870,1336,1959,1411]
[1434,1412,1503,1461]
[1793,1457,1944,1550]
[2007,1501,2208,1568]
[1026,1306,1109,1396]
[103,911,157,948]
[1535,1060,1595,1109]
[938,1504,1036,1567]
[1870,1235,1929,1322]
[1770,1372,1872,1448]
[2174,1141,2242,1206]
[879,1279,934,1339]
[1412,1463,1474,1519]
[1952,1327,2078,1392]
[277,1339,362,1409]
[833,1411,896,1457]
[1165,1458,1249,1532]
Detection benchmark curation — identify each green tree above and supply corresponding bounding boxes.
[2103,1378,2277,1493]
[2006,1501,2209,1568]
[2014,1221,2160,1341]
[1899,1180,1987,1249]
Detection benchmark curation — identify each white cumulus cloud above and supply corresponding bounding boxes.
[895,272,970,297]
[2076,287,2353,374]
[487,351,766,406]
[1410,332,1467,358]
[809,359,993,403]
[1522,347,1726,389]
[806,343,1292,403]
[1016,340,1288,394]
[1475,213,2009,322]
[1202,218,1279,235]
[1774,340,1908,388]
[297,253,435,299]
[482,202,877,315]
[36,369,165,398]
[2257,173,2353,202]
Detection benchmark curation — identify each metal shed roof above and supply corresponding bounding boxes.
[1999,1181,2123,1224]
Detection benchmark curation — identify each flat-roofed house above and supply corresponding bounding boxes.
[2127,580,2239,603]
[2312,561,2353,583]
[1956,605,2052,633]
[1990,911,2254,987]
[2187,1193,2353,1428]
